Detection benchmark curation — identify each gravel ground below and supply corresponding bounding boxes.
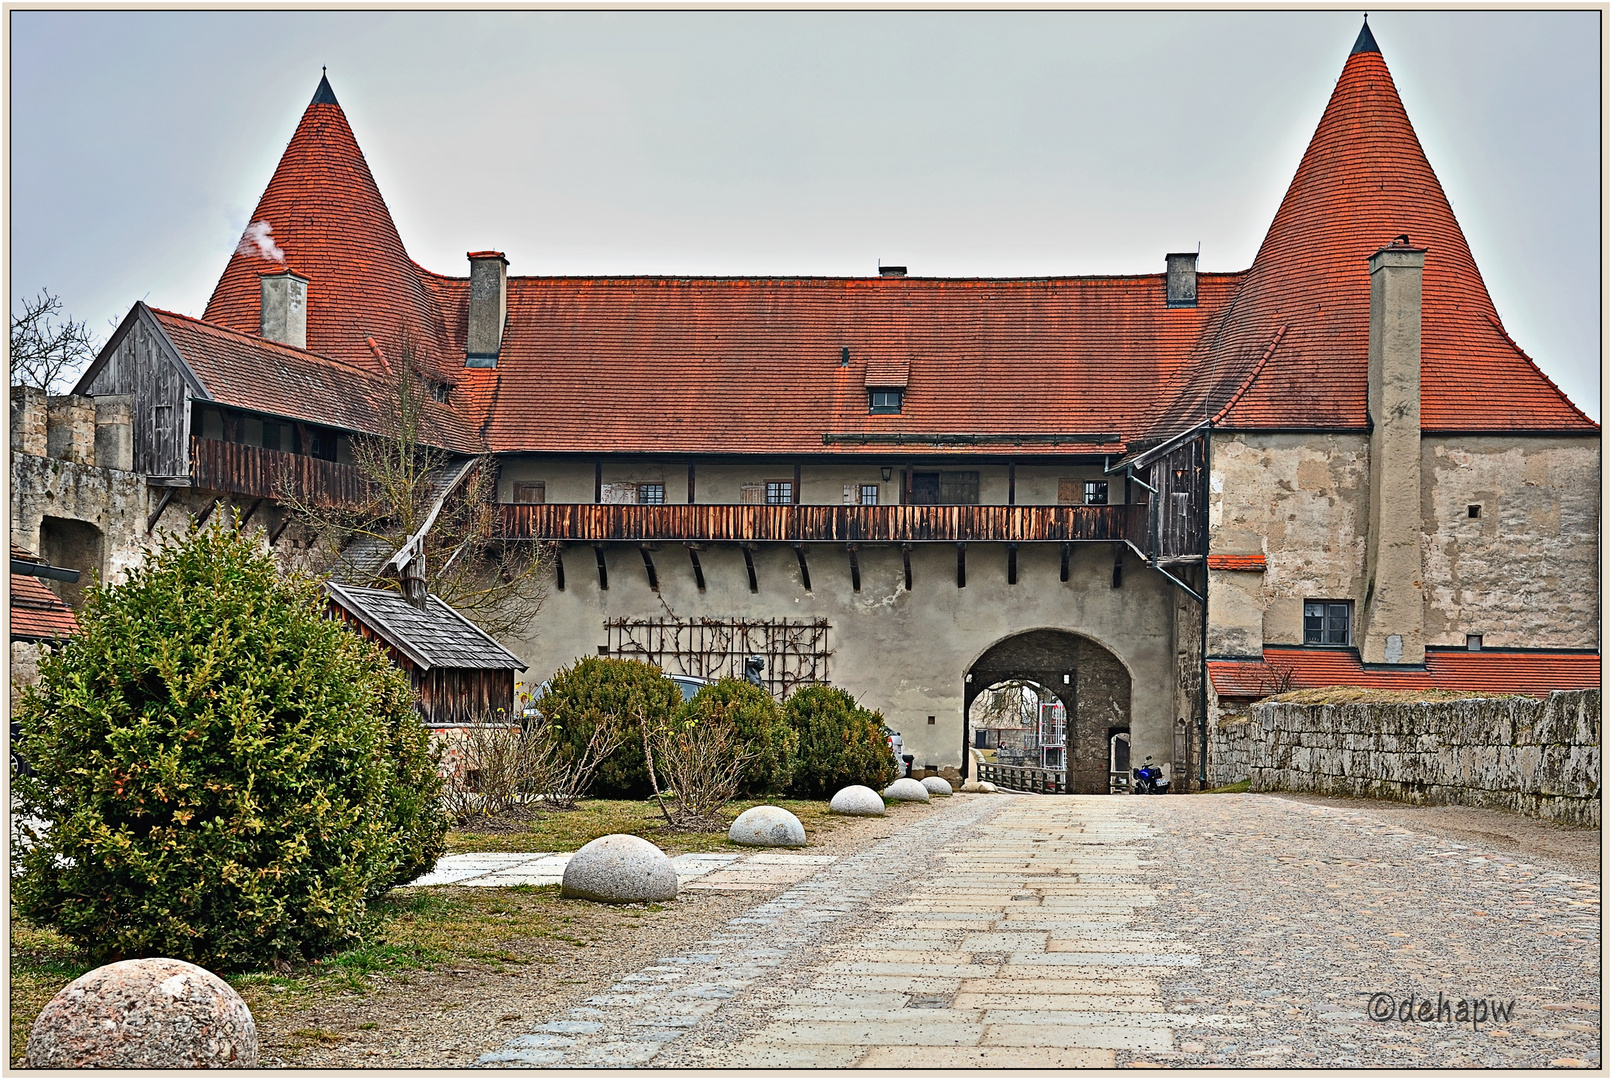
[1128,793,1601,1069]
[255,796,955,1067]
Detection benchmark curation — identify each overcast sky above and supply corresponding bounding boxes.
[9,9,1601,419]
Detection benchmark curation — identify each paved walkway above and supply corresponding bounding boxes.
[470,793,1601,1069]
[413,851,839,891]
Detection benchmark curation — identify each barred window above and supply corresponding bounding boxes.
[765,480,794,505]
[637,483,665,505]
[1084,481,1109,505]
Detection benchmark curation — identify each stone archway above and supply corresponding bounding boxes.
[964,628,1132,794]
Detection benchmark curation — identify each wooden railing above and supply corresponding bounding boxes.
[190,437,373,508]
[975,761,1068,794]
[498,503,1137,544]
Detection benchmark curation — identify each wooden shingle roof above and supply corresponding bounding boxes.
[325,582,525,672]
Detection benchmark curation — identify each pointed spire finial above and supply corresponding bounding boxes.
[1351,13,1381,56]
[311,69,339,107]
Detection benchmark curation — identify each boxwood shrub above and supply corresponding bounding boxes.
[10,518,446,971]
[674,677,798,796]
[535,656,683,798]
[783,684,899,798]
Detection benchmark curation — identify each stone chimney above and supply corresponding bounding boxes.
[466,251,508,368]
[1360,238,1426,665]
[260,270,309,350]
[1165,252,1198,307]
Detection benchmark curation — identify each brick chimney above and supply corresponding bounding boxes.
[260,270,309,350]
[466,251,508,367]
[1165,252,1198,307]
[1360,238,1426,665]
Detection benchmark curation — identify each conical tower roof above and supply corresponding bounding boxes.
[1148,24,1593,437]
[204,74,457,380]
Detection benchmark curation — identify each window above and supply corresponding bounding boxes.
[1303,601,1351,645]
[1467,504,1481,519]
[869,389,903,414]
[860,484,880,506]
[637,483,665,505]
[1467,634,1483,651]
[765,480,794,505]
[512,481,546,505]
[1084,480,1109,505]
[909,471,979,505]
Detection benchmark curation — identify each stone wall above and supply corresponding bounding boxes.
[1209,690,1599,825]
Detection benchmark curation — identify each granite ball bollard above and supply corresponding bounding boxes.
[883,777,930,802]
[828,785,886,816]
[26,957,257,1069]
[560,834,679,903]
[728,805,807,847]
[921,776,955,797]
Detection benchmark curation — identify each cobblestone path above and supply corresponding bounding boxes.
[475,793,1600,1069]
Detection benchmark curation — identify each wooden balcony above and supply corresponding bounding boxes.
[189,436,373,508]
[498,503,1145,544]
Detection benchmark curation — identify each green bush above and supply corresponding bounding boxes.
[10,517,447,971]
[535,657,683,798]
[674,678,797,796]
[783,684,899,798]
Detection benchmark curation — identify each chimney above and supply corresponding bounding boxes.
[1360,237,1426,665]
[1165,252,1198,307]
[879,265,907,278]
[466,251,508,368]
[260,270,309,350]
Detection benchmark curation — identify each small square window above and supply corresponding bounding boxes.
[765,480,794,505]
[637,483,665,505]
[1084,481,1109,506]
[1467,634,1483,651]
[860,484,879,506]
[1303,600,1352,646]
[869,389,903,414]
[513,481,546,505]
[1467,504,1481,519]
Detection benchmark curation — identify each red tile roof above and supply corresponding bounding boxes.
[198,38,1594,458]
[150,308,481,453]
[1148,43,1595,440]
[865,360,911,389]
[1207,553,1266,572]
[10,545,80,642]
[1209,646,1600,701]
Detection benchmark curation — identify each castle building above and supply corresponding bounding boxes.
[24,22,1598,790]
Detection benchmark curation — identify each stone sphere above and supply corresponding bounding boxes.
[561,833,679,903]
[828,785,886,816]
[27,957,257,1069]
[883,777,931,802]
[960,780,1000,793]
[921,776,954,797]
[728,805,807,847]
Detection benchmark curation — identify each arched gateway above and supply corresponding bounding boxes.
[965,629,1132,794]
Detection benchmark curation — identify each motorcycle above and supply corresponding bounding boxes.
[1132,756,1169,795]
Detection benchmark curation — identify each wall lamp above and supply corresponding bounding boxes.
[880,466,893,482]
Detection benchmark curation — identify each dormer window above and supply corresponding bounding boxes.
[869,389,903,414]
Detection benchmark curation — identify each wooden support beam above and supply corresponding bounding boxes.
[902,543,913,591]
[741,545,758,593]
[847,544,861,592]
[956,543,967,589]
[594,544,609,590]
[1007,461,1016,506]
[794,544,812,592]
[1007,543,1018,586]
[687,460,696,504]
[594,460,603,503]
[640,546,659,591]
[1112,543,1124,588]
[193,497,222,530]
[146,487,176,534]
[555,545,566,590]
[237,498,264,530]
[792,463,801,504]
[1060,542,1071,582]
[268,513,293,547]
[686,544,707,590]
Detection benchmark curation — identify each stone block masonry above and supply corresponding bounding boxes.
[1211,690,1598,826]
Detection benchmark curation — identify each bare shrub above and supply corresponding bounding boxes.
[644,713,754,831]
[438,710,625,823]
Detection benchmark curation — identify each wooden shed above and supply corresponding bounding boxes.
[325,581,525,726]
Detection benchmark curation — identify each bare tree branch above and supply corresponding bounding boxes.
[10,289,97,394]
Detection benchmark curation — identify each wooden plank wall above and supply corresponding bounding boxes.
[191,436,373,507]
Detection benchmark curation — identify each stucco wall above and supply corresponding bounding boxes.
[1421,436,1599,649]
[1211,690,1600,826]
[506,540,1184,774]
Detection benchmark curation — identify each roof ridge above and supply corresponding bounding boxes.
[1211,325,1286,425]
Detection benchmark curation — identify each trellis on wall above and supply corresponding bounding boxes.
[604,617,831,698]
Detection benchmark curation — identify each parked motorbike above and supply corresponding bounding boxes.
[1132,756,1169,795]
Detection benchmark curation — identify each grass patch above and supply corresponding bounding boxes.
[1199,779,1252,794]
[445,797,844,855]
[10,881,622,1065]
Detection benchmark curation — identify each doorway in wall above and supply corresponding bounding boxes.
[963,628,1132,794]
[38,516,104,609]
